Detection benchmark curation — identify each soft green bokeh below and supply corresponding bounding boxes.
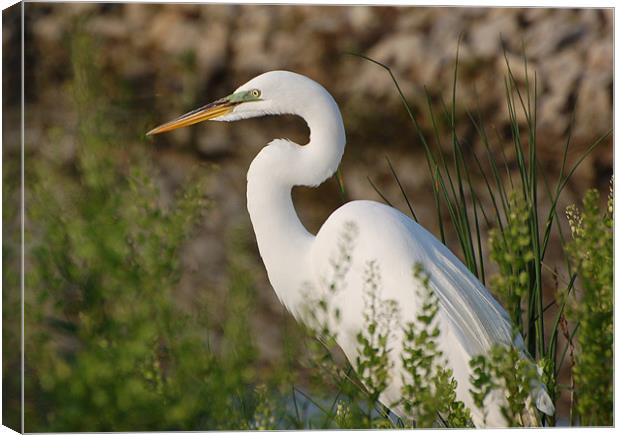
[24,31,263,431]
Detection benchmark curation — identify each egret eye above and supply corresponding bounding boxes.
[250,89,261,98]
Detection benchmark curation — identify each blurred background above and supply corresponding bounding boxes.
[2,3,612,431]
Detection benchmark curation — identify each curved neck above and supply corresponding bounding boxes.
[246,94,345,313]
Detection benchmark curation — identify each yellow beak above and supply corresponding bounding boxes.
[146,97,236,136]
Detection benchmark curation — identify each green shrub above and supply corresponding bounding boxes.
[469,340,538,426]
[2,106,22,433]
[564,182,613,426]
[25,31,264,431]
[488,191,534,329]
[354,260,398,415]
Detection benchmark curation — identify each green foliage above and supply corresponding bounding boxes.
[469,341,538,426]
[488,191,534,329]
[2,109,22,432]
[400,264,472,428]
[333,400,355,428]
[354,260,399,408]
[25,31,268,431]
[246,384,277,430]
[564,182,613,426]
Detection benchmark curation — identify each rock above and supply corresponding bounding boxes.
[574,74,611,146]
[348,6,377,33]
[543,49,583,93]
[89,16,129,39]
[586,39,613,77]
[470,10,517,59]
[526,10,585,58]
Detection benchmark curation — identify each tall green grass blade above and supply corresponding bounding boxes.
[432,166,447,244]
[467,110,507,231]
[425,88,459,205]
[367,176,394,207]
[385,156,418,222]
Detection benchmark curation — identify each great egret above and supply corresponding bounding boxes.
[147,71,554,427]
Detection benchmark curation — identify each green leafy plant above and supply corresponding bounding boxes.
[246,384,277,430]
[400,263,473,428]
[354,260,400,426]
[24,31,270,431]
[2,115,22,431]
[564,182,613,426]
[469,340,538,426]
[488,191,534,329]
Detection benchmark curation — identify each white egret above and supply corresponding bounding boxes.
[147,71,554,427]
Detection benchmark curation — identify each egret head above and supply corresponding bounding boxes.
[147,70,325,136]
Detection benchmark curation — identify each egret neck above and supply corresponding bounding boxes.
[245,89,346,315]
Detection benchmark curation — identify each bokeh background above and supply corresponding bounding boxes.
[2,3,613,431]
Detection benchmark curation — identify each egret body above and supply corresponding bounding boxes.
[148,71,554,427]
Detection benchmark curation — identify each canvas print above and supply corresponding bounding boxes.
[2,2,613,431]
